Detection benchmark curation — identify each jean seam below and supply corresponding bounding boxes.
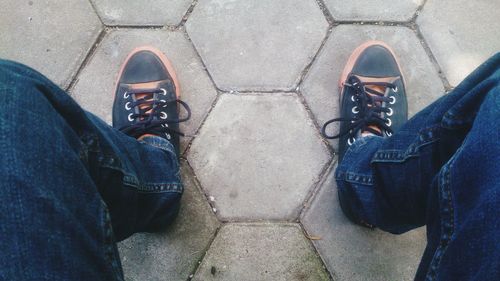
[95,154,182,193]
[123,181,183,193]
[101,202,124,281]
[335,171,374,185]
[425,145,461,280]
[139,136,176,155]
[371,125,441,163]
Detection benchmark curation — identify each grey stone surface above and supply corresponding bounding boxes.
[193,223,330,281]
[301,25,445,150]
[302,163,426,281]
[186,0,329,91]
[324,0,423,22]
[417,0,500,86]
[4,1,495,279]
[0,0,101,88]
[91,0,192,26]
[118,161,220,281]
[188,94,330,220]
[70,29,217,154]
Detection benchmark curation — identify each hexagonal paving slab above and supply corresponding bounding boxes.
[186,0,329,91]
[301,25,445,150]
[188,94,330,220]
[70,29,217,153]
[193,223,330,281]
[0,0,101,88]
[118,161,220,281]
[90,0,192,26]
[417,0,500,86]
[302,163,426,281]
[323,0,423,22]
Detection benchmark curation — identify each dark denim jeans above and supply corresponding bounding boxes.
[336,53,500,280]
[0,60,182,281]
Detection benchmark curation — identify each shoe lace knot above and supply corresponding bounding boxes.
[321,76,396,143]
[119,87,191,139]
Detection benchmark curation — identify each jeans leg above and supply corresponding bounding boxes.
[0,60,182,280]
[336,53,500,280]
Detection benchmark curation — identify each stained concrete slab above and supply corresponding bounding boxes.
[188,94,330,220]
[193,223,330,281]
[90,0,192,26]
[323,0,423,22]
[0,0,102,88]
[301,163,426,281]
[417,0,500,86]
[70,29,217,154]
[186,0,329,91]
[118,161,220,281]
[301,25,445,150]
[187,94,330,220]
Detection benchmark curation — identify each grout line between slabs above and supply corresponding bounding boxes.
[298,160,338,280]
[177,0,199,29]
[298,158,336,222]
[315,0,335,26]
[298,222,336,281]
[86,0,105,26]
[298,155,336,221]
[66,28,107,93]
[181,27,223,92]
[183,154,220,217]
[296,88,336,156]
[182,159,223,280]
[180,89,222,159]
[412,25,453,91]
[295,26,333,90]
[410,0,452,91]
[186,223,223,281]
[104,25,167,30]
[410,0,428,22]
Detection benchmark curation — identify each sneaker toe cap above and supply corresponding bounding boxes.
[121,51,169,84]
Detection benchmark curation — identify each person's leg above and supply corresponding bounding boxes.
[333,51,500,280]
[0,58,182,280]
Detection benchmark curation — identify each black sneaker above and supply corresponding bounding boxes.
[321,41,407,162]
[113,46,191,157]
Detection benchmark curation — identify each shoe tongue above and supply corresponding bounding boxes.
[351,74,399,85]
[135,92,156,117]
[126,81,165,120]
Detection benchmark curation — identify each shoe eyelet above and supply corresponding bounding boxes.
[123,91,130,99]
[125,102,132,110]
[127,113,134,122]
[352,106,359,114]
[386,118,392,126]
[347,137,355,146]
[166,134,171,140]
[350,95,356,102]
[389,96,396,105]
[386,108,393,116]
[160,112,168,119]
[386,131,393,137]
[160,88,167,95]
